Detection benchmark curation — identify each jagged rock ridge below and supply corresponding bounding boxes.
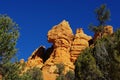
[20,20,113,80]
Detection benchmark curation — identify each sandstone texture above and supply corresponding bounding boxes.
[70,28,92,62]
[23,20,93,80]
[43,20,74,74]
[103,25,113,35]
[93,25,113,40]
[26,46,45,68]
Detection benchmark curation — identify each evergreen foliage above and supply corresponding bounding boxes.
[55,63,75,80]
[75,48,102,80]
[89,4,110,34]
[0,14,19,79]
[0,4,120,80]
[21,67,43,80]
[75,29,120,80]
[75,4,120,80]
[0,14,44,80]
[56,74,65,80]
[0,14,19,64]
[95,4,110,26]
[65,70,75,80]
[2,62,21,80]
[56,63,65,75]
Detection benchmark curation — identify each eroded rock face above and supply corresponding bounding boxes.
[22,20,93,80]
[47,20,73,44]
[20,59,25,64]
[26,46,45,68]
[43,20,74,74]
[103,25,113,35]
[93,25,113,41]
[70,28,92,63]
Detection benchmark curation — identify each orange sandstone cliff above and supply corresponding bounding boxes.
[21,20,113,80]
[70,28,92,63]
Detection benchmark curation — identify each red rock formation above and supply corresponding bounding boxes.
[20,59,25,64]
[70,28,92,62]
[26,46,45,68]
[93,25,113,41]
[43,20,74,74]
[22,20,93,80]
[103,25,113,35]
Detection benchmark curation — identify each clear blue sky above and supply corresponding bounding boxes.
[0,0,120,61]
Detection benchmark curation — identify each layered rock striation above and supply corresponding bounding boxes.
[43,20,74,73]
[22,20,100,80]
[23,20,92,72]
[70,28,92,62]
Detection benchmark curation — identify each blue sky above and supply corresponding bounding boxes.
[0,0,120,61]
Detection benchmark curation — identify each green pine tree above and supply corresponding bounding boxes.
[0,14,19,79]
[89,4,111,37]
[75,29,120,80]
[75,48,103,80]
[21,67,43,80]
[75,4,120,80]
[0,14,19,63]
[96,4,110,26]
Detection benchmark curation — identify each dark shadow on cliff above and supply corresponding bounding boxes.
[43,46,54,63]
